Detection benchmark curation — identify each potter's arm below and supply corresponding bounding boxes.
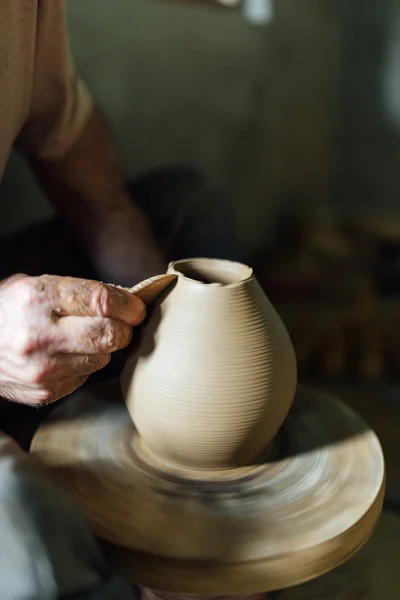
[28,108,165,284]
[15,0,164,285]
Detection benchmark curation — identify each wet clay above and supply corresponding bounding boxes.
[122,259,297,469]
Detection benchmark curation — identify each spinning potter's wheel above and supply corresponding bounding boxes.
[31,380,384,593]
[31,259,385,595]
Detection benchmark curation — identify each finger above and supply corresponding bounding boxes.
[0,374,90,406]
[2,353,111,386]
[47,374,91,403]
[0,273,28,291]
[0,380,61,406]
[49,316,133,355]
[34,275,146,325]
[50,353,112,380]
[31,374,91,405]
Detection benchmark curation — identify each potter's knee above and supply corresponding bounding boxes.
[0,433,46,499]
[0,432,23,458]
[0,433,28,481]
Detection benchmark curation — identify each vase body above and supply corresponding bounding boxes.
[121,258,297,469]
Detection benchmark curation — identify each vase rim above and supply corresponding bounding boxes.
[168,258,253,287]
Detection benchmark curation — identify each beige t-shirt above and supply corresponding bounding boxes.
[0,0,93,179]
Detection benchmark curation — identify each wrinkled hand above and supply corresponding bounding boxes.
[0,274,145,405]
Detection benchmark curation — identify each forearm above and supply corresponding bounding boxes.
[27,108,164,280]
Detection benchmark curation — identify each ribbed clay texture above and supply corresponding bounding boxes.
[121,258,297,469]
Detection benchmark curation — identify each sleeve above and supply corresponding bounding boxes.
[16,0,94,160]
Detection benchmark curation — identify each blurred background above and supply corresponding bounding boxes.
[3,1,400,249]
[1,0,400,595]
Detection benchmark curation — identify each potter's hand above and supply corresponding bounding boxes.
[0,274,145,405]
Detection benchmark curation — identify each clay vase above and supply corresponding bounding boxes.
[121,258,297,469]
